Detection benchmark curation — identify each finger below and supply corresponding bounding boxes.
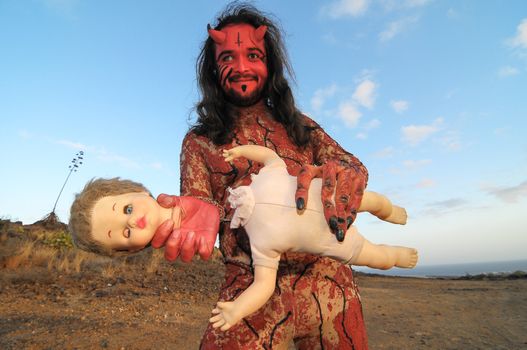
[295,165,321,211]
[348,172,366,226]
[220,323,231,331]
[223,150,233,162]
[180,231,196,263]
[212,319,226,329]
[150,219,174,248]
[321,162,339,236]
[335,168,354,239]
[164,229,183,262]
[211,307,221,315]
[156,194,178,208]
[198,233,213,261]
[209,314,223,323]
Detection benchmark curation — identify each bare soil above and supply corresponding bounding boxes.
[1,220,526,349]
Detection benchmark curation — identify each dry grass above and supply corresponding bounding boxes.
[71,250,90,273]
[4,240,35,269]
[146,249,165,274]
[31,246,59,268]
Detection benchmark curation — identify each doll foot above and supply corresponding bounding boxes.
[209,301,241,331]
[395,247,418,268]
[384,206,408,225]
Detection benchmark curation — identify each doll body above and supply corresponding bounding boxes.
[228,161,367,269]
[210,145,418,331]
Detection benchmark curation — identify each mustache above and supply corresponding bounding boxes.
[228,73,258,82]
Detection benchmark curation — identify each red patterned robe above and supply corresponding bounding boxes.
[180,102,369,349]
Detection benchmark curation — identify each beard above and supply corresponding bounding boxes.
[223,85,266,107]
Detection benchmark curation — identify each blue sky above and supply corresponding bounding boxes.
[1,0,526,265]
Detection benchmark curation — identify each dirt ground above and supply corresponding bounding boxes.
[1,221,526,349]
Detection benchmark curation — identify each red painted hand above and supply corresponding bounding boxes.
[151,194,219,262]
[295,161,365,242]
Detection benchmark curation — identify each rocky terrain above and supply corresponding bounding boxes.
[1,219,526,349]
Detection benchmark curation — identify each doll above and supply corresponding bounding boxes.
[68,147,417,331]
[209,145,417,331]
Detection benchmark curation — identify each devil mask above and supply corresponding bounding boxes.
[209,23,268,106]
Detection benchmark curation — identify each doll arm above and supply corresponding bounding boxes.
[223,145,283,167]
[359,191,407,225]
[210,265,277,331]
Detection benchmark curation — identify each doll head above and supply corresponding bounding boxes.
[69,178,158,256]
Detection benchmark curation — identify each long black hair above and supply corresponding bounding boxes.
[192,2,312,147]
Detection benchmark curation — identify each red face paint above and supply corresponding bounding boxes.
[209,23,268,106]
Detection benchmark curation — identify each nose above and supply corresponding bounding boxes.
[127,215,138,229]
[234,56,248,72]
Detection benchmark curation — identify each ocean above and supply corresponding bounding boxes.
[353,259,527,278]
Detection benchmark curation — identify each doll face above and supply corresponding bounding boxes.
[213,23,268,106]
[91,192,160,252]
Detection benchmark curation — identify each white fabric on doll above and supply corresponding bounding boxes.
[229,158,365,270]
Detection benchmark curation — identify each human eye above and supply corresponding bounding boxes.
[221,54,233,62]
[124,204,133,215]
[248,53,259,60]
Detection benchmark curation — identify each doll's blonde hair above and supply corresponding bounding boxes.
[69,178,149,256]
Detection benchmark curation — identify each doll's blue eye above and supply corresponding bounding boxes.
[124,205,133,215]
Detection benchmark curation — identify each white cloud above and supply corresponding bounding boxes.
[379,16,419,42]
[56,139,87,150]
[311,84,338,112]
[42,0,79,18]
[401,118,443,146]
[391,100,409,113]
[356,132,367,140]
[364,118,381,130]
[493,127,508,136]
[403,158,432,170]
[404,0,431,8]
[18,129,32,140]
[321,0,369,19]
[352,79,376,109]
[96,150,140,169]
[446,8,459,19]
[322,32,338,45]
[338,102,362,127]
[416,178,436,188]
[438,130,461,151]
[426,198,467,210]
[506,18,527,49]
[498,66,520,78]
[372,146,395,159]
[150,162,163,170]
[483,180,527,203]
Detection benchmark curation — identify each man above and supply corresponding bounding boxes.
[153,3,369,349]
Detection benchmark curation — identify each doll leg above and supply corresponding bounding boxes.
[353,239,418,270]
[209,265,278,331]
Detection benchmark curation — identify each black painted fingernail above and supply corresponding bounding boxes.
[347,216,353,229]
[337,229,344,242]
[329,216,338,231]
[296,198,305,210]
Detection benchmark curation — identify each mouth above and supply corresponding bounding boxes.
[136,216,147,229]
[229,74,258,83]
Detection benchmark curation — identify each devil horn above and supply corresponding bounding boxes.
[254,25,267,42]
[207,24,226,44]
